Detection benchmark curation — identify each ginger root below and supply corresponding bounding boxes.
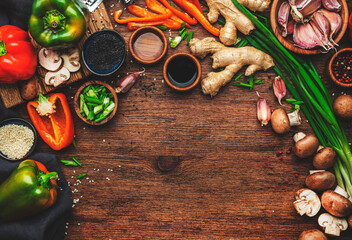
[206,0,270,45]
[190,37,274,97]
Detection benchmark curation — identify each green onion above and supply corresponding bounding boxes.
[103,102,115,117]
[85,95,103,105]
[187,31,194,46]
[94,104,104,115]
[232,0,352,199]
[77,173,87,179]
[156,25,168,31]
[72,156,82,167]
[72,139,76,148]
[87,89,98,98]
[170,36,182,48]
[60,160,78,167]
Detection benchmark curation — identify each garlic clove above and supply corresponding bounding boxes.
[278,1,291,37]
[257,97,271,126]
[290,0,321,22]
[318,9,342,42]
[293,22,325,49]
[273,76,286,105]
[310,13,334,49]
[322,0,341,12]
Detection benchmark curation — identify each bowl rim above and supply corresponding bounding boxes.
[270,0,349,55]
[129,26,168,65]
[82,29,126,76]
[163,52,202,92]
[74,80,118,125]
[328,48,352,87]
[0,118,37,161]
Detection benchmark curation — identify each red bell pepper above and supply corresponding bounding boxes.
[0,25,37,84]
[27,93,74,151]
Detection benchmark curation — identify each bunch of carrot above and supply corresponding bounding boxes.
[114,0,219,36]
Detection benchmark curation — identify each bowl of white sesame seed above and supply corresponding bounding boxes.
[0,118,37,161]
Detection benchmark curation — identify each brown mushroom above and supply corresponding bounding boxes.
[321,186,352,217]
[293,188,321,217]
[305,170,336,191]
[61,48,81,72]
[348,215,352,228]
[45,67,70,87]
[298,229,327,240]
[318,213,348,237]
[293,132,320,158]
[38,48,62,71]
[333,94,352,119]
[313,147,336,170]
[271,109,301,134]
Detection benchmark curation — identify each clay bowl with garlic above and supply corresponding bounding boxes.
[74,81,118,126]
[270,0,349,55]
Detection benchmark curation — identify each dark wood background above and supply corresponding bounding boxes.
[11,0,352,239]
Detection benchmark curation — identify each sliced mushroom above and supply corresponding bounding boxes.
[271,109,301,134]
[298,229,327,240]
[45,67,70,87]
[318,213,348,236]
[293,188,321,217]
[293,132,319,158]
[313,147,336,170]
[38,48,62,71]
[321,186,352,217]
[305,170,336,191]
[61,48,81,72]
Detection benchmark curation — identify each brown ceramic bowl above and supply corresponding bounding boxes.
[270,0,349,55]
[163,52,201,91]
[328,48,352,87]
[129,26,168,65]
[74,81,118,125]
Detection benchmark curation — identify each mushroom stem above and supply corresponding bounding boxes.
[309,170,325,174]
[325,223,341,236]
[288,110,301,126]
[293,132,306,142]
[334,185,350,199]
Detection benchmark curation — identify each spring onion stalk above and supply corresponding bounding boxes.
[231,0,352,199]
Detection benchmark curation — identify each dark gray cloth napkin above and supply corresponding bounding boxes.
[0,102,72,240]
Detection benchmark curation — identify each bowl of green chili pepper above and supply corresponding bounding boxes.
[74,81,118,125]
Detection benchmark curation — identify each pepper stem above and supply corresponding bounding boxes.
[36,92,56,116]
[0,41,7,57]
[38,171,58,189]
[42,10,66,33]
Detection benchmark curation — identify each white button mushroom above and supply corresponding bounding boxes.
[305,170,336,192]
[293,188,321,217]
[61,48,81,73]
[45,67,70,87]
[271,109,301,134]
[38,48,62,71]
[321,186,352,217]
[298,229,327,240]
[318,213,348,237]
[293,132,319,158]
[313,147,336,170]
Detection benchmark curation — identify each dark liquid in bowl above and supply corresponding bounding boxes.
[167,56,197,87]
[85,32,125,74]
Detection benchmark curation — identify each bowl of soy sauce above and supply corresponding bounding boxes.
[163,53,201,91]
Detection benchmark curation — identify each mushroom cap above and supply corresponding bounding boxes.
[38,48,62,71]
[313,147,336,170]
[271,108,290,134]
[333,94,352,119]
[294,188,321,217]
[321,190,352,217]
[318,213,348,236]
[305,171,336,191]
[348,215,352,228]
[293,134,319,158]
[298,229,327,240]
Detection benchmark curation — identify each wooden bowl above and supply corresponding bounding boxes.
[129,26,168,65]
[163,53,201,91]
[74,81,118,125]
[270,0,349,55]
[328,48,352,87]
[0,118,37,161]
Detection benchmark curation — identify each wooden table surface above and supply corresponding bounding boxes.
[11,0,352,239]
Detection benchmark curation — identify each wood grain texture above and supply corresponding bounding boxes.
[10,0,352,239]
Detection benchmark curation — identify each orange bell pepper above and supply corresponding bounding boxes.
[114,8,172,24]
[159,0,197,25]
[27,93,74,151]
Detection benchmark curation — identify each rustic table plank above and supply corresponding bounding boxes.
[11,0,352,239]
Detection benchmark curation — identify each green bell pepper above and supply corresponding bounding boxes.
[29,0,89,49]
[0,160,58,222]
